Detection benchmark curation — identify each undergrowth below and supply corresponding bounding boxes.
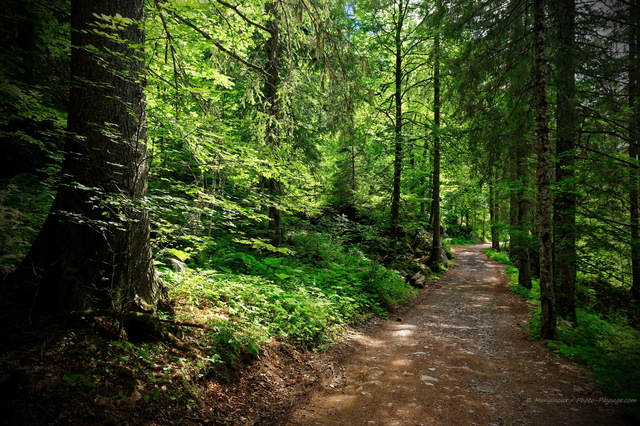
[446,236,479,246]
[161,221,416,354]
[485,248,640,418]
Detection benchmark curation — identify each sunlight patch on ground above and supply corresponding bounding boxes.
[391,329,415,337]
[353,334,389,347]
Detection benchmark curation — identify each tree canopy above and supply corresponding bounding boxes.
[1,0,640,421]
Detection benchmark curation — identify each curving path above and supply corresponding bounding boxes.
[287,244,629,425]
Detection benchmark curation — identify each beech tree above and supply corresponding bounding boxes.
[13,0,164,313]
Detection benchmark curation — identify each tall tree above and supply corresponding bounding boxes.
[533,0,557,339]
[12,0,163,313]
[389,0,406,250]
[489,178,499,250]
[429,4,444,266]
[514,144,533,289]
[630,0,640,303]
[263,0,283,246]
[552,0,578,321]
[352,0,430,252]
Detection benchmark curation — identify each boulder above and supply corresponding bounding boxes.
[167,258,187,272]
[410,273,426,289]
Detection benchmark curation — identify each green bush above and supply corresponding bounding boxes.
[163,230,415,351]
[157,212,417,360]
[550,308,640,417]
[484,248,513,266]
[485,245,640,417]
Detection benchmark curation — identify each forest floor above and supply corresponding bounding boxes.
[1,244,635,425]
[283,244,632,425]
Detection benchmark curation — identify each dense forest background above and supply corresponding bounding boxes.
[1,0,640,422]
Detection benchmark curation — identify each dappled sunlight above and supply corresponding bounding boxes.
[353,334,389,348]
[391,328,415,337]
[389,323,418,330]
[321,394,359,407]
[391,358,412,367]
[290,244,627,426]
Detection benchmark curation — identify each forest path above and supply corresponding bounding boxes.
[286,244,628,425]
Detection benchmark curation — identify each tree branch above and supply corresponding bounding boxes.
[167,9,269,77]
[214,0,271,34]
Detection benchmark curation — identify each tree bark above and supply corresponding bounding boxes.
[533,0,557,339]
[390,0,405,253]
[515,147,533,289]
[489,180,500,250]
[553,0,578,321]
[429,31,443,267]
[630,0,640,302]
[264,1,282,247]
[13,0,163,313]
[506,0,532,290]
[509,164,518,257]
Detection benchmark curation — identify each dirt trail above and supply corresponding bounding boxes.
[287,244,629,425]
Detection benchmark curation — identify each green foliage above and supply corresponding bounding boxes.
[447,236,478,246]
[165,269,339,349]
[0,174,53,269]
[484,248,513,266]
[549,309,640,416]
[206,319,260,364]
[162,215,416,351]
[488,246,640,416]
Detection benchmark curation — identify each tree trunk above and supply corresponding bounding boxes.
[553,0,578,321]
[489,180,500,250]
[509,163,518,257]
[630,0,640,302]
[429,32,443,267]
[533,0,557,340]
[515,147,533,289]
[13,0,162,313]
[507,0,532,290]
[264,1,282,247]
[390,0,405,253]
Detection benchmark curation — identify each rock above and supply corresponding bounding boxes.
[168,258,187,272]
[440,247,450,267]
[412,230,433,251]
[410,273,426,289]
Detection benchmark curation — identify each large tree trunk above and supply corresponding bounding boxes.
[553,0,578,321]
[533,0,557,340]
[11,0,162,313]
[429,32,443,267]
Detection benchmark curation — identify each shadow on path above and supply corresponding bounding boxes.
[287,244,629,425]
